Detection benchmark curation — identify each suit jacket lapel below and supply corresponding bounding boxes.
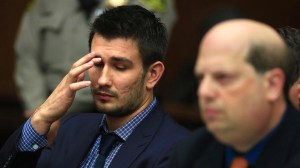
[109,105,164,168]
[194,141,225,168]
[56,115,103,168]
[255,106,298,168]
[66,126,100,167]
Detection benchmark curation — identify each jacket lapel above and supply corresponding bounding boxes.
[52,114,103,168]
[255,106,299,168]
[193,141,225,168]
[66,125,100,167]
[109,105,164,168]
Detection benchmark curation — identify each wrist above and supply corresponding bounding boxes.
[30,107,53,135]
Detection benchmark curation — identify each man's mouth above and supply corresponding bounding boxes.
[96,92,114,101]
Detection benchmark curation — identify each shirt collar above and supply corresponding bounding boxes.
[100,97,157,141]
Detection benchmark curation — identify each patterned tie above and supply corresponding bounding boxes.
[94,129,121,168]
[230,157,249,168]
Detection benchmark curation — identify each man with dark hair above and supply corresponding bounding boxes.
[15,0,177,119]
[167,19,300,167]
[15,0,178,145]
[278,26,300,109]
[1,5,189,168]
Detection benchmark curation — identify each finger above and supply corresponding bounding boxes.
[72,52,96,69]
[69,57,102,81]
[69,61,94,80]
[70,81,91,91]
[91,57,101,64]
[77,73,85,82]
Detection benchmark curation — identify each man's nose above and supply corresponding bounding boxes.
[97,66,112,86]
[198,76,218,101]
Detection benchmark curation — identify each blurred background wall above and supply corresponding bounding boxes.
[1,0,300,147]
[0,0,29,147]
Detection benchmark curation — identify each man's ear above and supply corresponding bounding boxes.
[263,68,285,101]
[145,61,165,90]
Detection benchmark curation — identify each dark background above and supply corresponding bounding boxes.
[1,0,300,147]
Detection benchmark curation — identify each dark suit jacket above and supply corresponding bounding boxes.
[0,103,189,168]
[168,105,300,168]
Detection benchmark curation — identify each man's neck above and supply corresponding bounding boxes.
[233,99,287,152]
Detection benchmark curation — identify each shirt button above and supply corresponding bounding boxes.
[32,144,39,150]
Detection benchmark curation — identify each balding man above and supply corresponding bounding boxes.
[167,19,300,168]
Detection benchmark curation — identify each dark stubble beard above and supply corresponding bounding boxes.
[91,72,147,118]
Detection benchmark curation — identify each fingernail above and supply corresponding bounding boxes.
[93,58,101,62]
[85,81,91,86]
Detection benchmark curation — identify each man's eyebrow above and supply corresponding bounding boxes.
[110,56,133,65]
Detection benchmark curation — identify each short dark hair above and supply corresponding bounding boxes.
[88,5,167,70]
[246,41,293,99]
[277,26,300,86]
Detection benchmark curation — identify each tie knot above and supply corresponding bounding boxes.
[99,128,121,157]
[230,156,249,168]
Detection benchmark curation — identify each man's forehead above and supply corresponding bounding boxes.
[195,51,250,75]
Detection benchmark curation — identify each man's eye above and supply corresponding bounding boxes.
[115,65,126,71]
[215,74,234,84]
